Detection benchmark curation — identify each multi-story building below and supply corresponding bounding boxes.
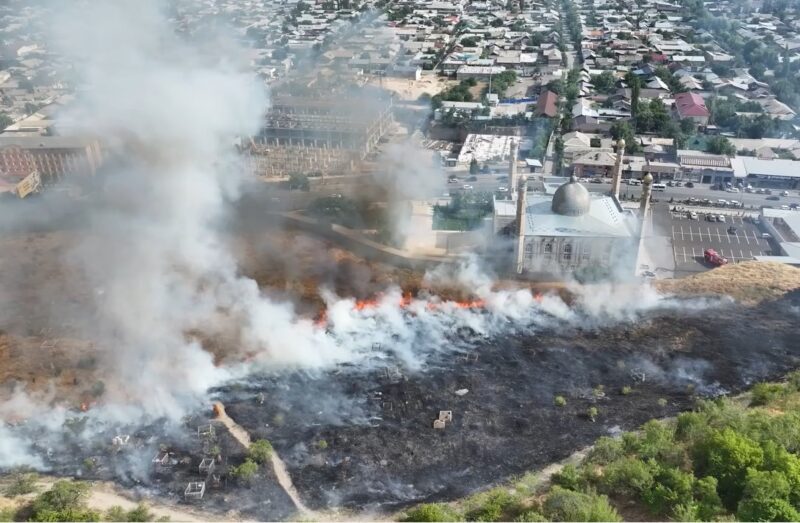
[0,136,103,182]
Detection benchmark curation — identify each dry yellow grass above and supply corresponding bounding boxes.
[657,261,800,303]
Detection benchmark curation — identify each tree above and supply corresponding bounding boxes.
[402,503,460,522]
[591,71,616,94]
[0,113,12,131]
[706,136,736,156]
[642,466,695,516]
[610,121,639,153]
[106,504,157,522]
[288,172,310,191]
[692,428,764,508]
[249,439,274,464]
[736,469,799,522]
[469,158,479,175]
[29,481,99,522]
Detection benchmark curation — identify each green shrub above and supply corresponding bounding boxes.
[599,457,654,497]
[657,398,668,407]
[542,486,622,522]
[737,496,800,522]
[402,503,460,522]
[694,476,724,521]
[465,489,519,522]
[230,458,259,482]
[29,480,99,522]
[316,439,328,450]
[552,464,582,491]
[587,437,625,465]
[750,383,786,406]
[4,471,38,496]
[248,439,273,464]
[554,395,567,407]
[512,510,547,522]
[106,504,155,522]
[642,466,695,516]
[586,407,598,422]
[621,386,632,396]
[692,428,764,509]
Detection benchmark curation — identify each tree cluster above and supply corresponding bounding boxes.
[546,373,800,522]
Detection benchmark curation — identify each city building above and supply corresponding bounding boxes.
[0,136,103,182]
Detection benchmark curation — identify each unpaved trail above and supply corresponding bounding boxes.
[213,401,314,518]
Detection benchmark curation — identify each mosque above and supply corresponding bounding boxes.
[493,140,653,279]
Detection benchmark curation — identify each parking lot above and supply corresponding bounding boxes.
[666,211,773,273]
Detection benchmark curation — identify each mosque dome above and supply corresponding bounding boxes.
[552,175,591,216]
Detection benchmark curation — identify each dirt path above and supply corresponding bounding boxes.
[213,402,313,518]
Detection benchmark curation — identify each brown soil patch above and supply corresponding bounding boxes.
[657,261,800,303]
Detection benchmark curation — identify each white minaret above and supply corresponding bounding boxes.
[509,140,519,190]
[639,172,653,224]
[634,172,654,276]
[610,138,625,200]
[514,174,528,275]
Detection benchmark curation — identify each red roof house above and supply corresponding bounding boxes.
[673,92,710,124]
[535,90,559,118]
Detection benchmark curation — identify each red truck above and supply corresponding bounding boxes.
[704,248,728,267]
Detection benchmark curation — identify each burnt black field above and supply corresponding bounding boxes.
[5,291,800,521]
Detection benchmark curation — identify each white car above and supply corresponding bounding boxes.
[462,184,474,190]
[497,185,508,192]
[781,191,790,196]
[718,215,726,222]
[688,211,698,220]
[726,187,740,193]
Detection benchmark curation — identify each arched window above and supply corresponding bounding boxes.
[543,242,553,254]
[563,243,572,261]
[525,243,533,257]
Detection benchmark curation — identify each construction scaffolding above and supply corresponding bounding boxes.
[247,93,394,178]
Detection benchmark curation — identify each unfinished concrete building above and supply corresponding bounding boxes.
[246,91,394,178]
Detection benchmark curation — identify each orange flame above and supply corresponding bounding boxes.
[80,402,89,412]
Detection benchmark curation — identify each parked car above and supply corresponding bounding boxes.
[704,248,728,267]
[728,226,737,234]
[627,179,642,186]
[467,176,478,182]
[685,182,694,188]
[762,233,772,239]
[706,214,717,222]
[791,203,799,210]
[448,176,458,183]
[718,215,726,222]
[781,205,790,210]
[667,181,675,187]
[781,190,789,196]
[766,196,780,201]
[688,211,698,220]
[497,186,508,192]
[726,187,740,193]
[757,188,767,194]
[462,184,474,190]
[590,178,603,184]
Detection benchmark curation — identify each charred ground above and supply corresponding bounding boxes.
[214,290,800,517]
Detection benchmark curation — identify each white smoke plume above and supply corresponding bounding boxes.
[40,0,309,418]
